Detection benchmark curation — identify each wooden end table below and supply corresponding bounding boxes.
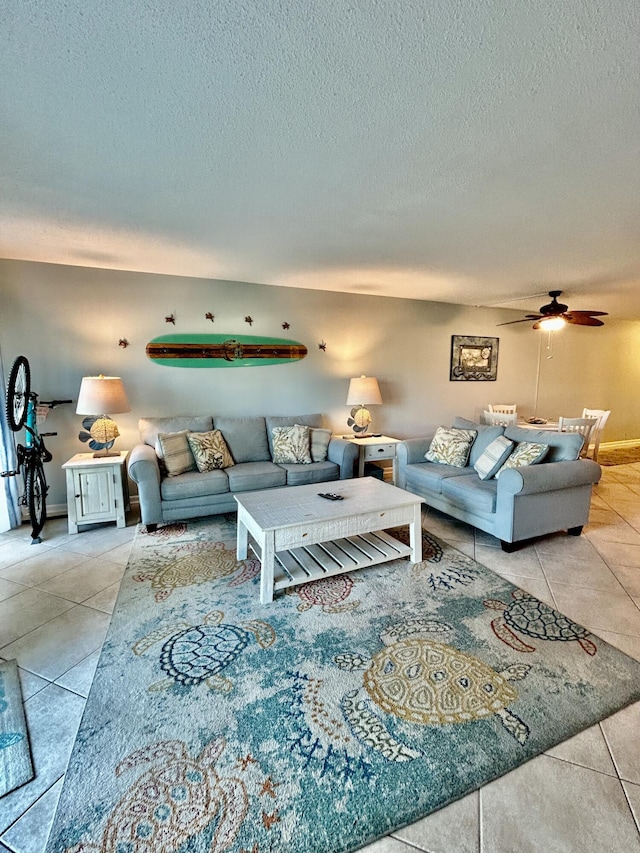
[345,434,400,484]
[62,451,130,534]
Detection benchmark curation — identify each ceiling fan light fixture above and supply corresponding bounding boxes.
[538,316,566,331]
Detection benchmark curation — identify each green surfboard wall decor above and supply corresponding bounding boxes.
[146,334,308,368]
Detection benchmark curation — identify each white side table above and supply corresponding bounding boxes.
[62,451,130,534]
[344,435,400,484]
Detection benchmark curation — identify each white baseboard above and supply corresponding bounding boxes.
[599,439,640,451]
[26,496,140,520]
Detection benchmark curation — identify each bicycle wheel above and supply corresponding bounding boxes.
[25,459,47,542]
[6,356,31,431]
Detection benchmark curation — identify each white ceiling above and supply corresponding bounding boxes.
[2,1,640,320]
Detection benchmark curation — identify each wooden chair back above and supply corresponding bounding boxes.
[581,408,611,461]
[488,404,517,414]
[484,410,517,427]
[558,416,599,457]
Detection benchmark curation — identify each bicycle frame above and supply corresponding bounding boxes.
[3,355,71,543]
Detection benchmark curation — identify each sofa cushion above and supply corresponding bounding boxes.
[156,430,196,477]
[271,424,313,464]
[280,460,340,486]
[187,430,235,471]
[441,473,498,514]
[226,461,287,492]
[495,442,549,478]
[265,414,324,455]
[474,435,515,480]
[452,418,506,465]
[309,427,332,462]
[139,416,212,448]
[213,416,270,463]
[161,468,229,500]
[426,427,477,467]
[504,425,582,462]
[404,462,470,496]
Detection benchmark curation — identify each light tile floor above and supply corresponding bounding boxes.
[1,463,640,852]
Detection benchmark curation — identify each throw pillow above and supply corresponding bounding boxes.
[186,430,235,472]
[156,430,197,477]
[272,424,312,464]
[425,427,477,468]
[308,426,332,462]
[495,442,549,478]
[473,435,515,480]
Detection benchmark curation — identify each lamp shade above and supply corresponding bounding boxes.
[346,375,382,406]
[76,375,131,415]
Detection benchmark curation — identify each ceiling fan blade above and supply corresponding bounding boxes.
[564,315,605,326]
[496,315,542,326]
[564,310,608,318]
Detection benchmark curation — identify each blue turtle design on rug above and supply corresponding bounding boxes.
[484,589,598,655]
[133,609,276,692]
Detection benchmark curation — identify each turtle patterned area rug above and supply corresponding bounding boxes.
[46,517,640,853]
[0,659,34,798]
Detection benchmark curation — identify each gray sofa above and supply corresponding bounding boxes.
[128,413,358,530]
[396,417,602,550]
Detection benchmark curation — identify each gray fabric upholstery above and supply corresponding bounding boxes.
[441,473,498,514]
[138,416,213,447]
[161,468,229,500]
[451,418,506,465]
[396,419,602,546]
[279,460,339,486]
[404,462,470,495]
[213,416,270,463]
[265,414,324,455]
[226,461,287,492]
[130,413,357,527]
[503,425,583,462]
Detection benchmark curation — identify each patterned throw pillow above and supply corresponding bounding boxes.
[308,426,332,462]
[186,430,235,472]
[156,430,197,477]
[495,442,549,478]
[473,435,515,480]
[425,427,477,468]
[272,424,312,464]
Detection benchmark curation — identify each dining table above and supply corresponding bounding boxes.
[517,419,560,431]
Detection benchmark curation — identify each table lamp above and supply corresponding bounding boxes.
[346,375,382,435]
[76,375,131,457]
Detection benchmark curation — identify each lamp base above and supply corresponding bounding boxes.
[92,448,122,458]
[347,405,372,435]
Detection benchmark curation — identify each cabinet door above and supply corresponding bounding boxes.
[73,467,116,523]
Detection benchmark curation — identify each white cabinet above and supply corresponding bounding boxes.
[62,452,130,534]
[344,435,400,484]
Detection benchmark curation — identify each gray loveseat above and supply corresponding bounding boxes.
[396,417,601,550]
[128,413,358,530]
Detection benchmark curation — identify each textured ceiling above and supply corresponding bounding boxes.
[2,1,640,319]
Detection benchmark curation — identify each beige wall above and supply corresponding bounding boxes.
[1,259,638,510]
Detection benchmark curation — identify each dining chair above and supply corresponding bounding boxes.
[484,410,518,427]
[488,404,517,414]
[558,416,599,458]
[581,408,611,461]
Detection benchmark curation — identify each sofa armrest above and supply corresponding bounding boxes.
[396,438,432,488]
[327,437,360,479]
[397,438,432,464]
[127,444,163,525]
[497,459,601,496]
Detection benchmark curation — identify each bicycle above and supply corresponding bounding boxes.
[2,356,72,543]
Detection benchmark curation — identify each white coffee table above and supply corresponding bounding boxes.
[235,478,423,603]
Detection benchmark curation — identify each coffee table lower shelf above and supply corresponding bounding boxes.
[247,529,412,595]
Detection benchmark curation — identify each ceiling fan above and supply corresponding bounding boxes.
[497,291,608,329]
